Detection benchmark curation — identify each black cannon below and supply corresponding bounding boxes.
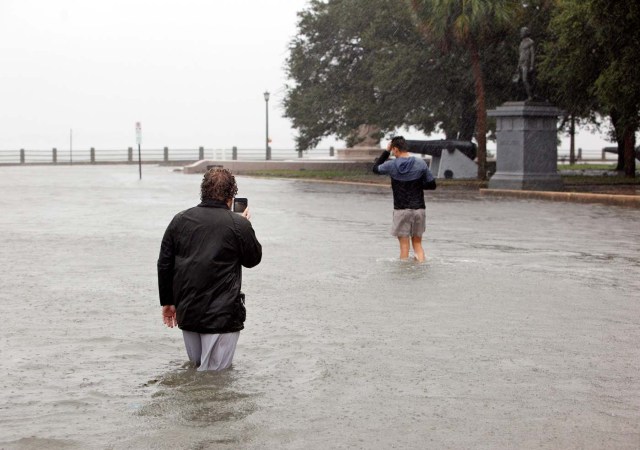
[404,139,478,179]
[406,139,477,161]
[602,146,640,160]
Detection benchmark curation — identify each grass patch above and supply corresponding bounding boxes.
[238,168,637,193]
[242,169,640,189]
[562,174,640,186]
[243,169,384,184]
[240,169,488,189]
[558,163,617,171]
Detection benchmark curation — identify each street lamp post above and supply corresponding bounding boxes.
[264,91,271,160]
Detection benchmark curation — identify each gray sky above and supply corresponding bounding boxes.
[0,0,326,151]
[0,0,612,154]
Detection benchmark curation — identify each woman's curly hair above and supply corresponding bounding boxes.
[200,168,238,202]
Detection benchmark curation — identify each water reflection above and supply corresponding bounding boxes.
[139,363,257,427]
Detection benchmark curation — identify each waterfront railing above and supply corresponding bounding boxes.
[0,146,622,166]
[0,146,337,165]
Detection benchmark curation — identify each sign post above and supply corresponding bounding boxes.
[136,122,142,180]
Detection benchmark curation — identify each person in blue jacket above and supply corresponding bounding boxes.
[373,136,436,262]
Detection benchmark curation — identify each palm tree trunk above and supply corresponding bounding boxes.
[468,41,487,180]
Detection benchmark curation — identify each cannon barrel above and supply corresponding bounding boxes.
[406,139,477,160]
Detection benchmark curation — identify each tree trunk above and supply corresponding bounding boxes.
[623,125,636,178]
[610,110,624,171]
[469,41,487,180]
[569,115,576,165]
[459,103,477,141]
[616,139,625,171]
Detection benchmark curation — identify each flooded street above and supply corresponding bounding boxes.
[1,165,639,449]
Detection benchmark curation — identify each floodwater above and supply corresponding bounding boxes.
[1,165,639,449]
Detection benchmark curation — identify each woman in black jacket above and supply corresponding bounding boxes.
[157,168,262,371]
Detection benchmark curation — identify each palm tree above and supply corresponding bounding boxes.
[407,0,519,179]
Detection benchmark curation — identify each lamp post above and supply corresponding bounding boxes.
[264,91,271,160]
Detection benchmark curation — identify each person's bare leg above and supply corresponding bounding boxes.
[397,236,411,260]
[411,236,425,262]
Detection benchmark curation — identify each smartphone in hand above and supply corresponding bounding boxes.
[233,197,248,214]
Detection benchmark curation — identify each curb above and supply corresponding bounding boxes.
[480,188,640,208]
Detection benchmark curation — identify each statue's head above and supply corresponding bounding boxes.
[520,27,530,38]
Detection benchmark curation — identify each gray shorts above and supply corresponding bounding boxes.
[391,209,426,237]
[182,330,240,371]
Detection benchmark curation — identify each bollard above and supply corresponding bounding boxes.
[164,147,169,162]
[330,146,334,157]
[90,147,95,164]
[20,149,25,164]
[128,147,133,162]
[199,146,204,161]
[52,148,57,164]
[232,146,237,160]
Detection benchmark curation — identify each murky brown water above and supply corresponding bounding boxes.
[1,165,639,449]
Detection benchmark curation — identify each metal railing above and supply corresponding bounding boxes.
[1,146,624,166]
[0,146,337,165]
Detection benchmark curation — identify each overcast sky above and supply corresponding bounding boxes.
[0,0,613,154]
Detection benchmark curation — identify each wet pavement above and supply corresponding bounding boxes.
[0,165,639,449]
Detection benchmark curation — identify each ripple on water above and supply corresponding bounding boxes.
[137,365,258,427]
[0,437,83,450]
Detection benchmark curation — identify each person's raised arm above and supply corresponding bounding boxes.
[372,142,392,174]
[236,217,262,268]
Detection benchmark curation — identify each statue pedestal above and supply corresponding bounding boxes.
[488,102,564,191]
[336,147,381,161]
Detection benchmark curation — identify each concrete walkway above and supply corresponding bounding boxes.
[481,188,640,208]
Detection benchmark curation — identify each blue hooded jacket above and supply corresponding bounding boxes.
[378,156,433,182]
[373,152,436,209]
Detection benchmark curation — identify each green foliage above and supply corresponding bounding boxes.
[407,0,521,179]
[284,0,400,150]
[538,1,601,116]
[539,0,640,176]
[284,0,638,177]
[283,0,520,151]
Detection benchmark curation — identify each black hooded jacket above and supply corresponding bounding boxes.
[157,199,262,334]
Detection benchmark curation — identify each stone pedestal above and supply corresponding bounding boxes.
[336,147,382,161]
[488,102,564,191]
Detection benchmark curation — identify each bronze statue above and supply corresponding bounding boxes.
[513,26,535,101]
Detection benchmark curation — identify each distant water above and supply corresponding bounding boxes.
[1,165,639,449]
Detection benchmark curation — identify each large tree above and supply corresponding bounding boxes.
[284,0,510,151]
[539,0,640,177]
[590,0,640,177]
[284,0,380,149]
[407,0,521,179]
